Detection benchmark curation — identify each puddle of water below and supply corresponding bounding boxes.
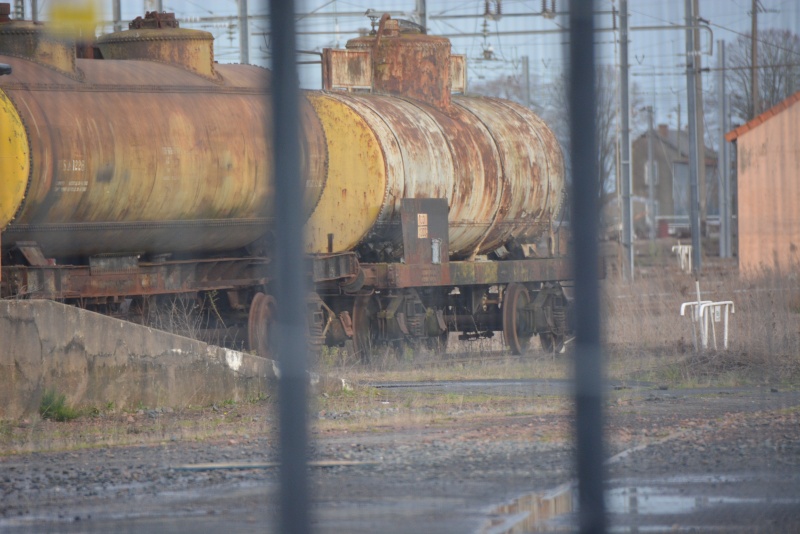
[607,485,800,516]
[607,486,698,516]
[484,483,574,534]
[485,474,800,533]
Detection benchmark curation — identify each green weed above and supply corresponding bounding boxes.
[39,390,79,422]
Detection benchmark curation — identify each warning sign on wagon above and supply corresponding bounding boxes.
[417,213,428,238]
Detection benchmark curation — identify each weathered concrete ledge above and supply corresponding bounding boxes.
[0,300,275,420]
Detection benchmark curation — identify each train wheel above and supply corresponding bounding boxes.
[248,292,276,359]
[352,295,378,363]
[539,332,566,354]
[503,282,533,355]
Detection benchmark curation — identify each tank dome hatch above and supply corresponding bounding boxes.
[96,11,218,80]
[322,14,454,110]
[0,2,79,77]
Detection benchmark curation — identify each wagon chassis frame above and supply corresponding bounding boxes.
[1,199,576,357]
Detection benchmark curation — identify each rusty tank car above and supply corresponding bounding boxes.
[0,9,572,358]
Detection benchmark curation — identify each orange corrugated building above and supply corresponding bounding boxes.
[726,91,800,273]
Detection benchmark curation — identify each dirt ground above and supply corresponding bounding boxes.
[2,373,799,533]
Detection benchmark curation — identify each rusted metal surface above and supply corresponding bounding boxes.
[315,21,562,259]
[322,34,464,100]
[298,91,328,219]
[248,292,275,357]
[0,19,77,76]
[321,49,372,90]
[88,254,139,275]
[308,89,562,259]
[503,282,533,355]
[500,99,567,242]
[454,96,565,248]
[14,242,48,267]
[96,24,218,79]
[0,12,571,342]
[350,94,455,231]
[129,11,180,29]
[307,92,458,256]
[1,257,269,300]
[449,55,466,93]
[447,257,572,286]
[400,198,449,266]
[311,252,360,283]
[1,249,356,300]
[361,257,572,289]
[3,219,273,258]
[426,99,503,258]
[345,17,453,110]
[0,55,326,259]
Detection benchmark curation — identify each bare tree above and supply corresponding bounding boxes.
[469,67,545,115]
[550,65,621,207]
[728,28,800,122]
[470,72,523,101]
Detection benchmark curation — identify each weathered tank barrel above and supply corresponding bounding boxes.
[306,15,565,259]
[0,16,326,258]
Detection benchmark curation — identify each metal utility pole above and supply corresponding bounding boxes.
[685,0,702,277]
[718,40,732,258]
[239,0,249,64]
[693,0,707,238]
[416,0,426,32]
[30,0,36,21]
[751,0,760,116]
[522,55,531,107]
[113,0,122,32]
[646,106,656,242]
[620,0,634,280]
[145,0,164,11]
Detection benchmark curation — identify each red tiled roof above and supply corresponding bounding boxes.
[725,91,800,142]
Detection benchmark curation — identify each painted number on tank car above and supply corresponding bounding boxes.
[59,159,85,172]
[161,146,180,181]
[56,159,88,192]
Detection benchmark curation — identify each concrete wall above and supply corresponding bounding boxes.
[737,98,800,273]
[0,300,275,420]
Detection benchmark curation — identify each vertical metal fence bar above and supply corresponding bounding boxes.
[269,1,311,533]
[568,1,607,533]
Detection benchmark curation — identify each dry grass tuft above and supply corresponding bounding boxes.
[603,257,800,386]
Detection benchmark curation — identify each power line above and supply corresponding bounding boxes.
[632,62,800,76]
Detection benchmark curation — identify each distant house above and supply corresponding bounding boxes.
[726,91,800,273]
[631,125,718,235]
